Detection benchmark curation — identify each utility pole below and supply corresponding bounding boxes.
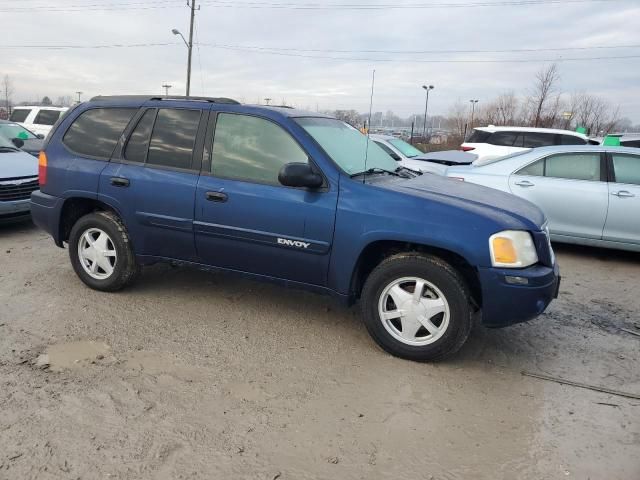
[186,0,197,97]
[76,91,83,103]
[162,84,172,96]
[469,99,479,129]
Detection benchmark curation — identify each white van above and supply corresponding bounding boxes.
[9,106,68,137]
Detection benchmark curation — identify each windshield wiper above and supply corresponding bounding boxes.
[0,146,20,153]
[350,167,402,178]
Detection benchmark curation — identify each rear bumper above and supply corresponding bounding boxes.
[30,190,64,246]
[479,262,559,327]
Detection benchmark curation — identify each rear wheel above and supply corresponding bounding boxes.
[68,211,139,291]
[361,253,473,361]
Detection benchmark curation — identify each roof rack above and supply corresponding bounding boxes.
[90,95,240,104]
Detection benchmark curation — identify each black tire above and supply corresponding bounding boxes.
[361,253,472,362]
[68,211,139,292]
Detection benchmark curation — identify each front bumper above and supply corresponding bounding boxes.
[30,190,64,245]
[0,198,31,223]
[479,262,559,327]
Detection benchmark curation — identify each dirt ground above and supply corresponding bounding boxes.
[1,221,639,480]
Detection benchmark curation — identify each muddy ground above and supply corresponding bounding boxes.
[1,221,639,480]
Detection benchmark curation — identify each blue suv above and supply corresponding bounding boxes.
[31,95,559,361]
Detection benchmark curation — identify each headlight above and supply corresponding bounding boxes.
[489,230,539,268]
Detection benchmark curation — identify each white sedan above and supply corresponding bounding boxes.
[446,145,640,252]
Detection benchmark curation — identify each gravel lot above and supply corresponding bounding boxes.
[1,220,639,480]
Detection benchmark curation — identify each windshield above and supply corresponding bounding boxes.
[0,135,19,150]
[0,123,37,141]
[295,118,399,175]
[389,139,423,158]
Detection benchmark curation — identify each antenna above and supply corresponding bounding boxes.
[363,69,375,184]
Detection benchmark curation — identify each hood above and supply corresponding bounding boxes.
[0,150,39,179]
[412,150,477,165]
[379,173,545,230]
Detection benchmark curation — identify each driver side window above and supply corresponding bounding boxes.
[211,113,308,185]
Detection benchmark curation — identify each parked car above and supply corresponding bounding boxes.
[9,106,68,137]
[447,145,640,252]
[591,134,640,148]
[371,134,476,174]
[0,136,39,223]
[31,95,559,361]
[461,126,591,161]
[0,120,44,157]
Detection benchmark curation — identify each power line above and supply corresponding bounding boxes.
[2,42,639,54]
[0,0,626,12]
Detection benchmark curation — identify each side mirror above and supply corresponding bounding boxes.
[37,134,45,139]
[278,162,323,188]
[11,137,24,148]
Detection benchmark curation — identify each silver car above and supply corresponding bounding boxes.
[446,145,640,252]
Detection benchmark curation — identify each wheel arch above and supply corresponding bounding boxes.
[58,196,126,245]
[349,239,482,309]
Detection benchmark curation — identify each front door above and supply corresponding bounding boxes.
[508,152,608,239]
[99,107,205,260]
[194,112,338,286]
[603,152,640,245]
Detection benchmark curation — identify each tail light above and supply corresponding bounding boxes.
[460,146,475,152]
[38,151,47,186]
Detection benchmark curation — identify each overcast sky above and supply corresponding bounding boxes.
[2,0,640,121]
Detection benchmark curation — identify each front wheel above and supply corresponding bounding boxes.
[361,253,473,362]
[68,211,139,291]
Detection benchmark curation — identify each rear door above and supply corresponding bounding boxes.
[194,112,338,286]
[99,106,206,261]
[508,152,608,239]
[603,152,640,245]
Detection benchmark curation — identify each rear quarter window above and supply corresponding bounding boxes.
[558,134,587,145]
[467,130,491,143]
[9,109,31,123]
[34,109,62,126]
[63,108,136,158]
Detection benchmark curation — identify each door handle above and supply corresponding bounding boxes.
[206,191,228,202]
[110,177,130,187]
[611,190,635,198]
[514,180,535,187]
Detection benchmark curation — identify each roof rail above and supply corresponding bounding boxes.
[90,95,240,104]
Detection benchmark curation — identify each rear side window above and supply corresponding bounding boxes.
[467,130,491,143]
[522,132,555,148]
[124,109,156,163]
[9,109,31,123]
[147,108,201,169]
[63,108,136,158]
[558,134,587,145]
[34,109,62,126]
[211,113,308,185]
[489,131,518,146]
[611,153,640,185]
[545,153,601,181]
[621,140,640,148]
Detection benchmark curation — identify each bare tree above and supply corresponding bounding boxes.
[569,92,621,135]
[446,100,469,139]
[526,64,560,127]
[2,74,14,116]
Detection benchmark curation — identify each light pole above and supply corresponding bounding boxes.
[469,99,479,129]
[264,97,272,105]
[162,84,172,96]
[76,91,83,103]
[172,23,193,96]
[422,85,434,141]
